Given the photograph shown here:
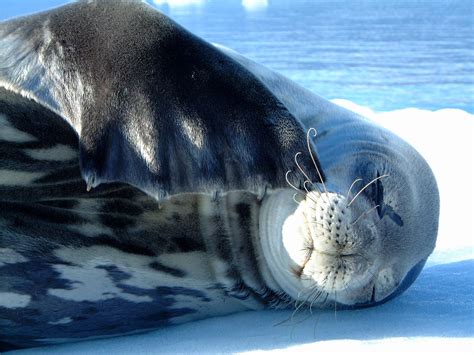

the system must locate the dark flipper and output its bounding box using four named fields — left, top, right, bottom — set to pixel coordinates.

left=0, top=0, right=324, bottom=200
left=0, top=87, right=128, bottom=202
